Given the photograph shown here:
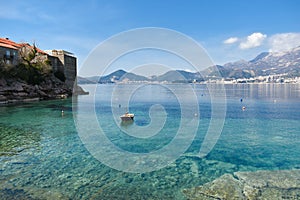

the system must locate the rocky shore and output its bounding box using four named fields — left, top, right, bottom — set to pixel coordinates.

left=182, top=169, right=300, bottom=200
left=0, top=76, right=87, bottom=105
